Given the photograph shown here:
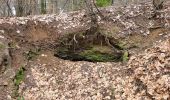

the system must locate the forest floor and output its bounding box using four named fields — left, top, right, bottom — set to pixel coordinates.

left=0, top=1, right=170, bottom=100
